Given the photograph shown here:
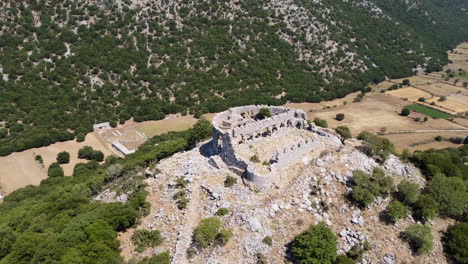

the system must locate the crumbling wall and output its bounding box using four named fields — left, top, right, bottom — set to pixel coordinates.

left=211, top=105, right=340, bottom=188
